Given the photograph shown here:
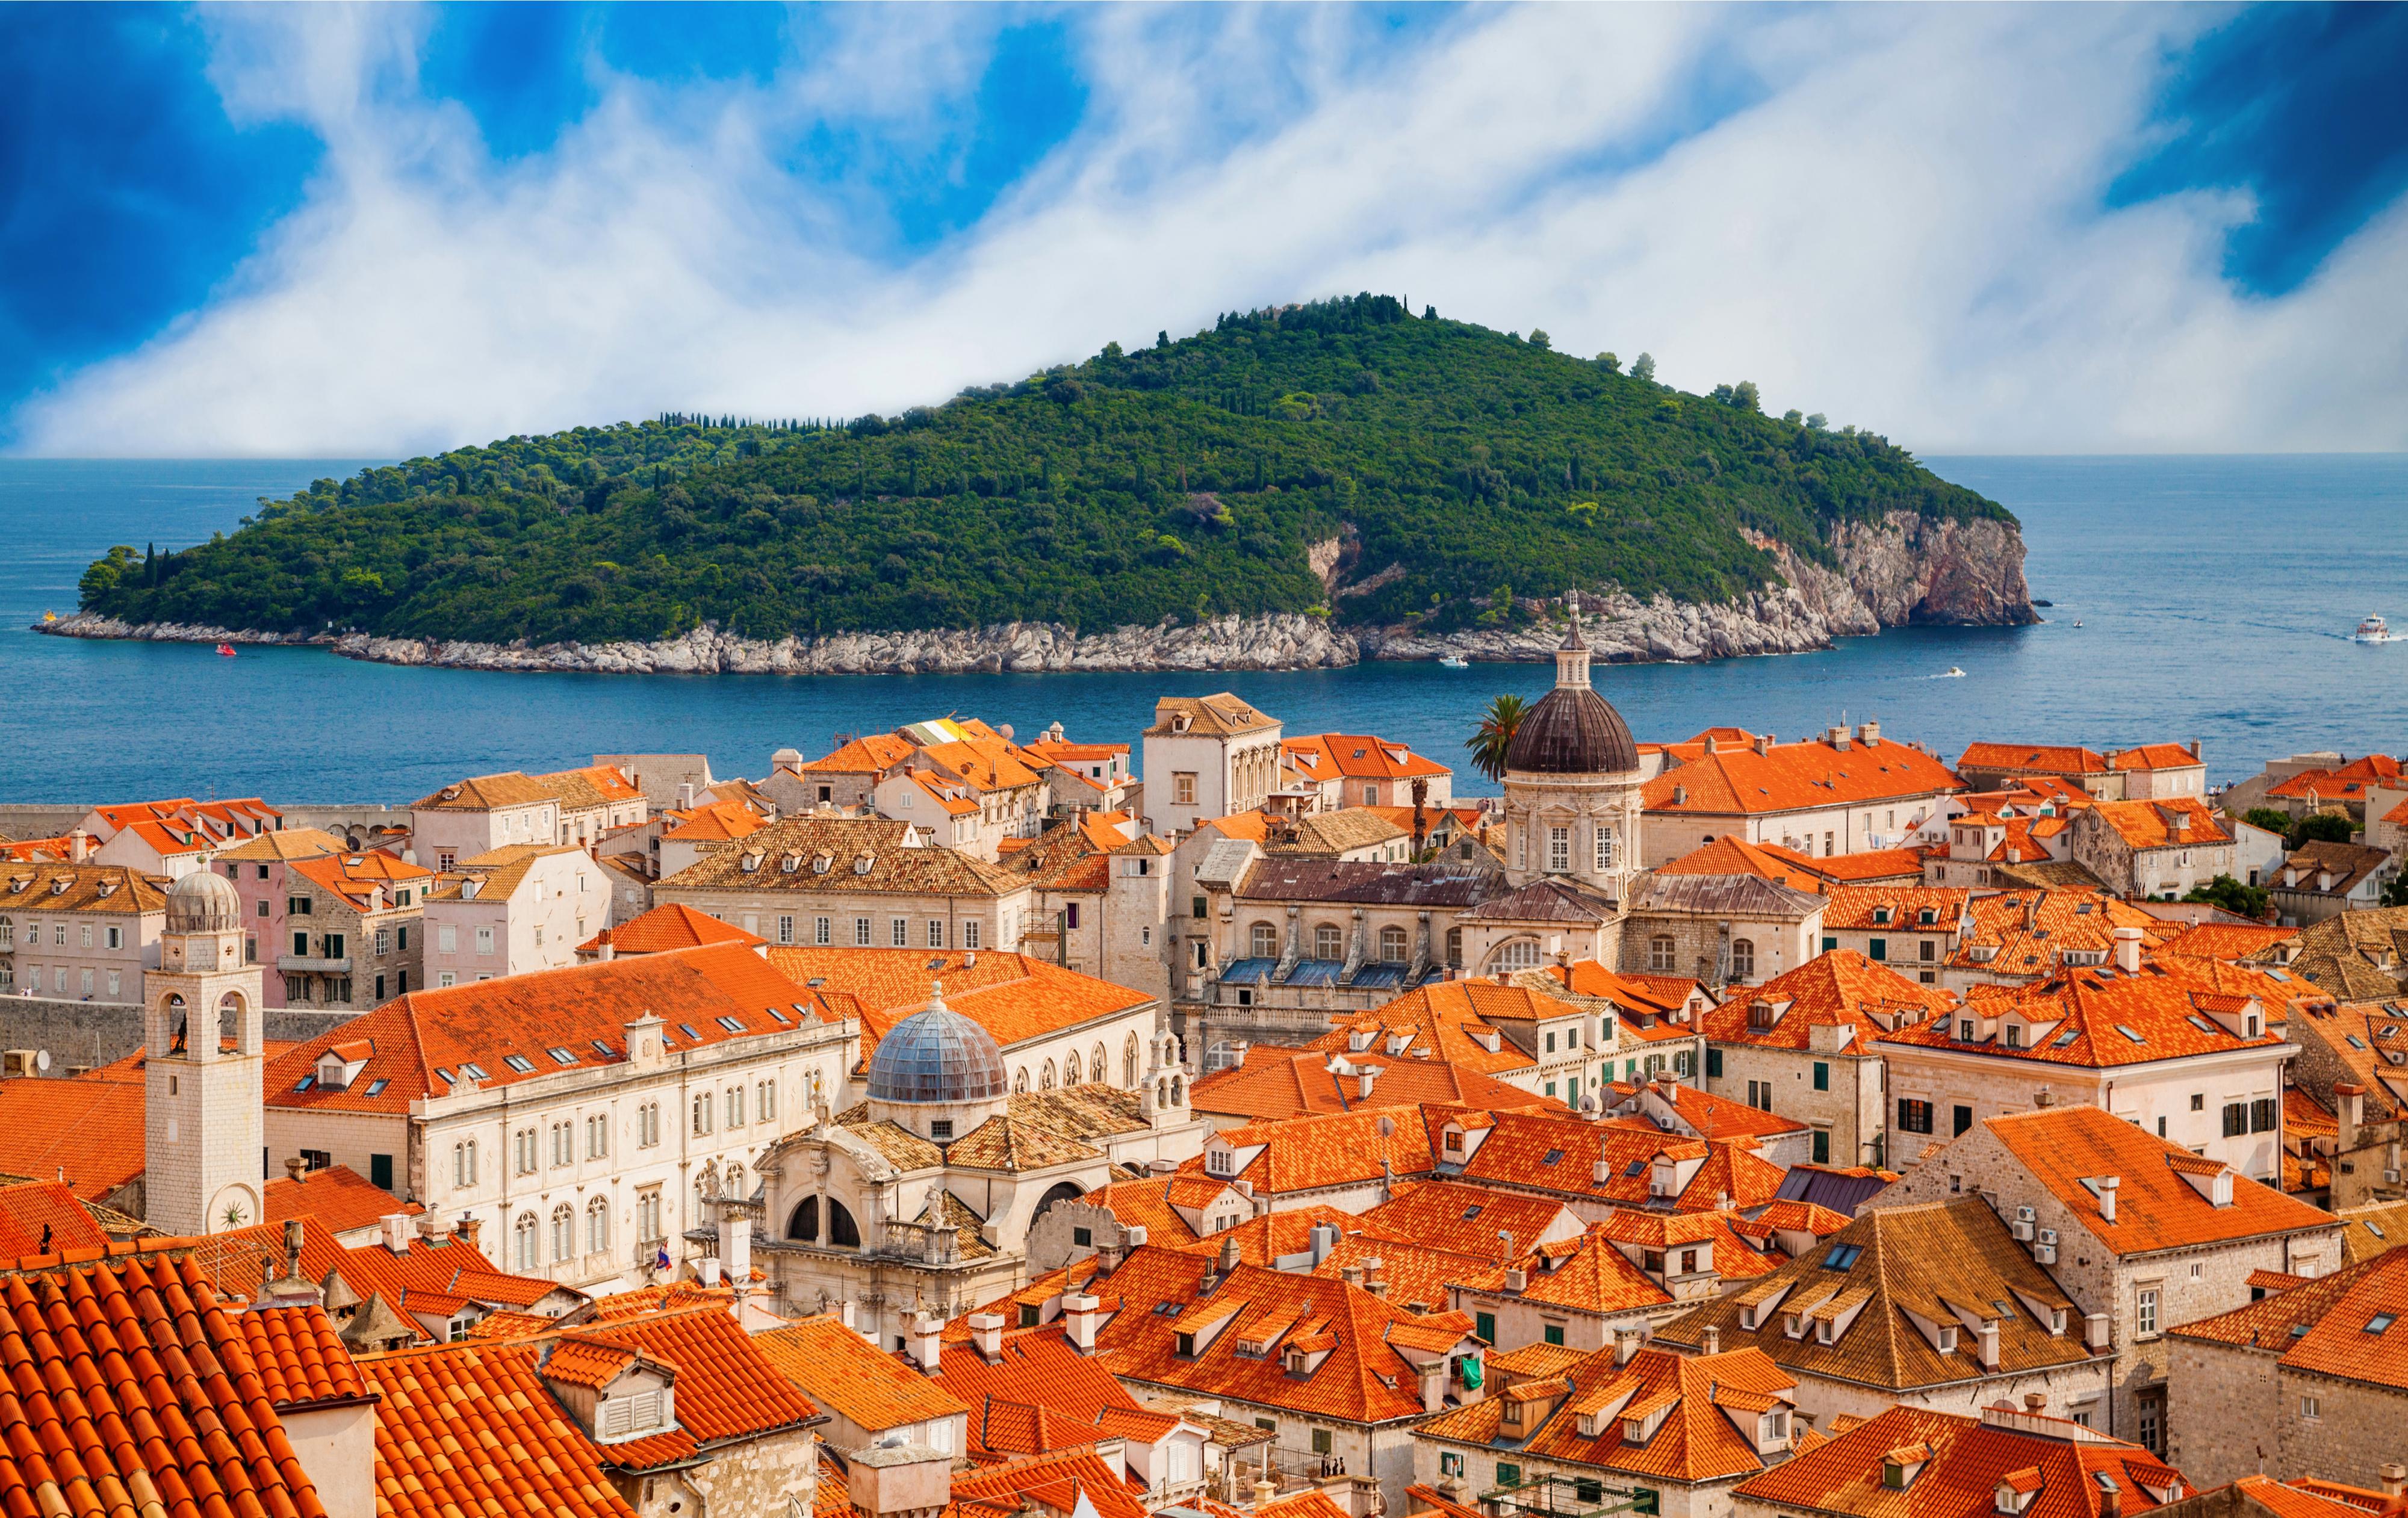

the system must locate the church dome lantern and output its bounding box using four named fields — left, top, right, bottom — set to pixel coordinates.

left=1503, top=595, right=1639, bottom=777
